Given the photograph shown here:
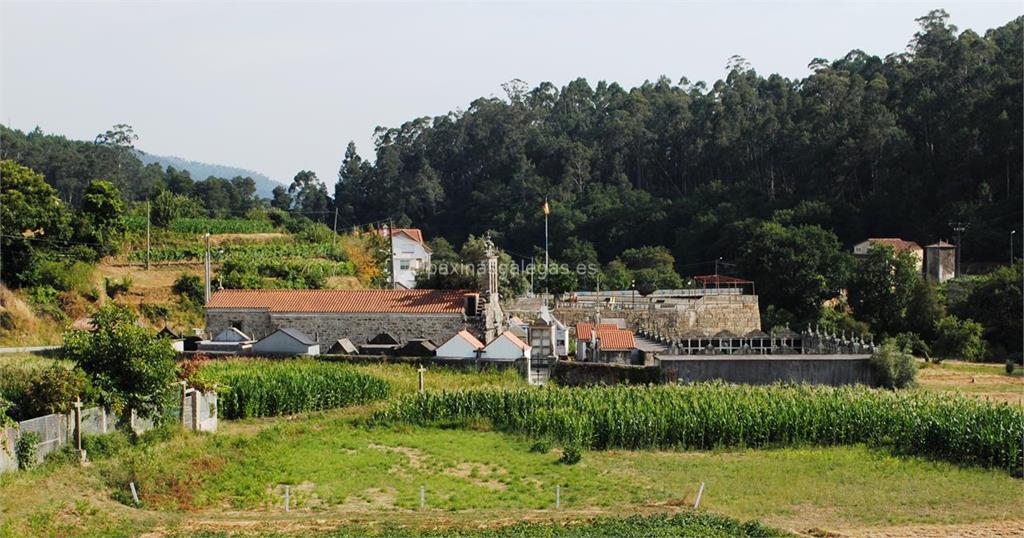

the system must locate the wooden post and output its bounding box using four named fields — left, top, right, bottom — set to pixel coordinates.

left=419, top=485, right=425, bottom=509
left=417, top=366, right=426, bottom=394
left=129, top=482, right=140, bottom=506
left=694, top=482, right=705, bottom=508
left=284, top=485, right=290, bottom=512
left=555, top=485, right=560, bottom=509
